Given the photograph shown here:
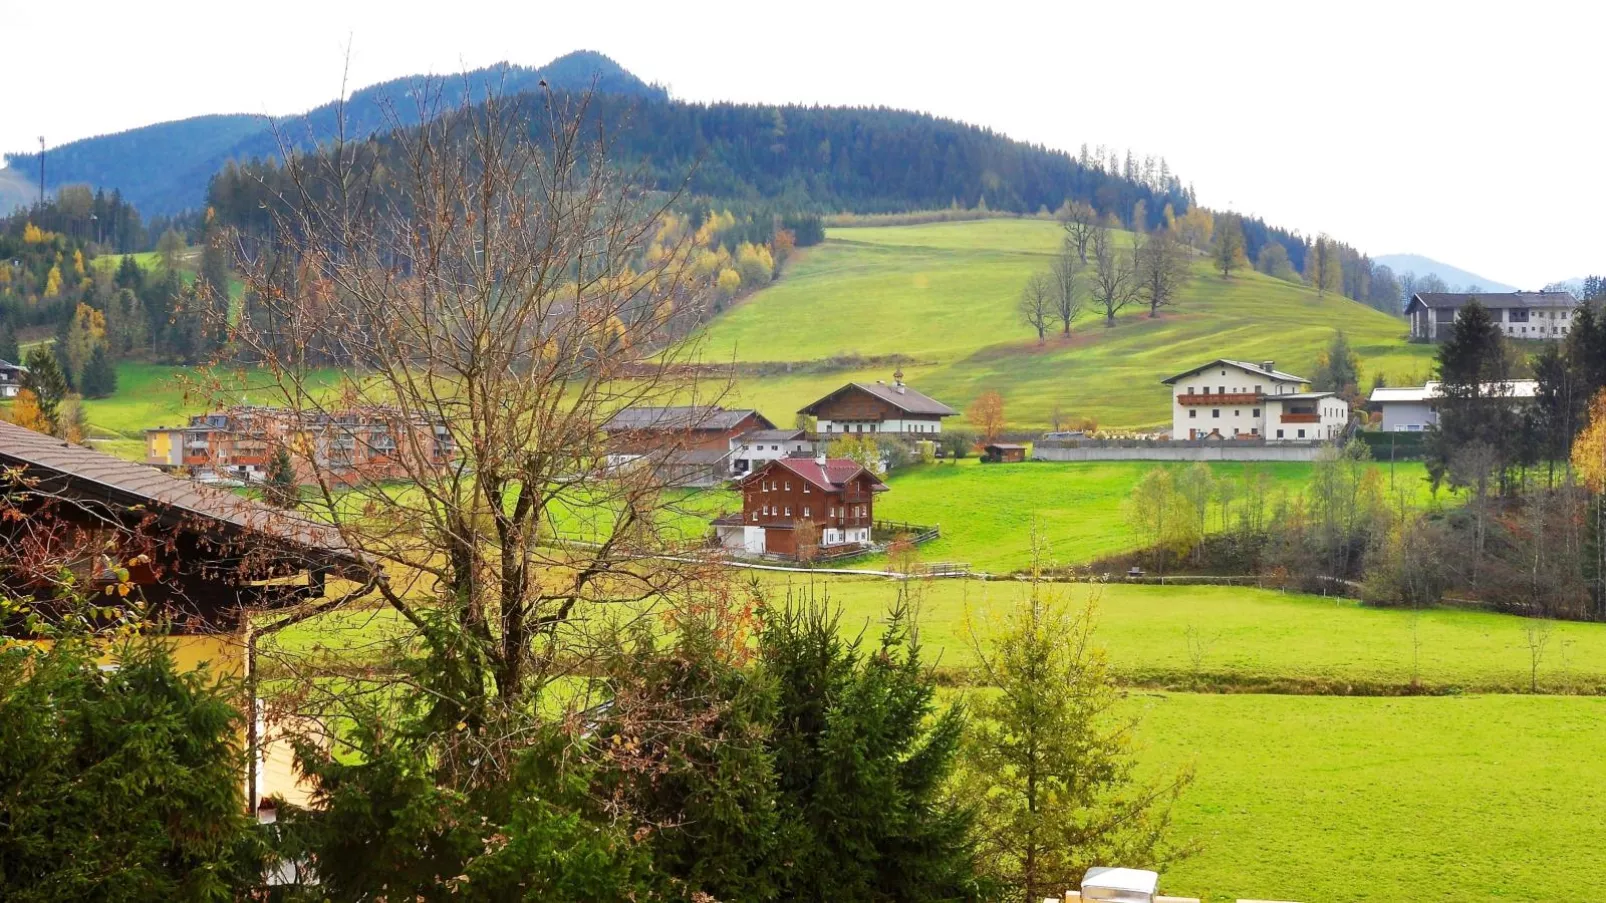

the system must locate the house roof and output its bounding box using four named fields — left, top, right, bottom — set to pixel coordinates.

left=603, top=405, right=773, bottom=433
left=1407, top=291, right=1578, bottom=311
left=1160, top=359, right=1308, bottom=385
left=1369, top=380, right=1540, bottom=403
left=737, top=428, right=808, bottom=444
left=742, top=456, right=888, bottom=494
left=798, top=381, right=956, bottom=417
left=1272, top=391, right=1342, bottom=401
left=0, top=359, right=25, bottom=371
left=0, top=421, right=362, bottom=571
left=985, top=442, right=1028, bottom=450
